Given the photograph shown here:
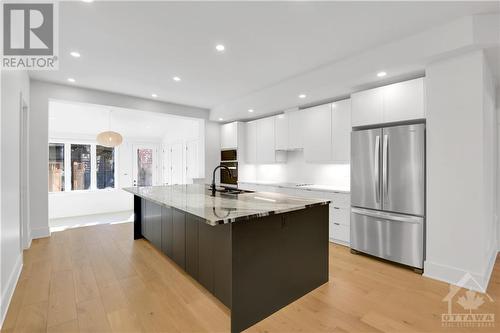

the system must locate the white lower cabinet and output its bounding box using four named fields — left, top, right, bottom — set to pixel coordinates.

left=237, top=183, right=351, bottom=245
